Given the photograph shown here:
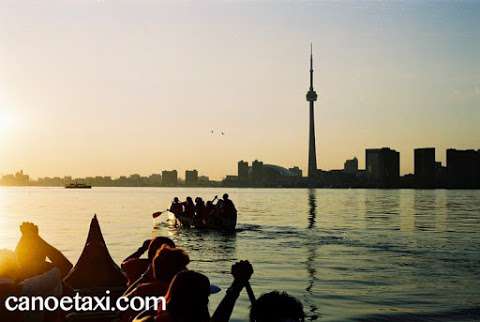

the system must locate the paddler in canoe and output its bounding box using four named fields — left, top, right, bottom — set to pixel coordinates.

left=204, top=194, right=237, bottom=231
left=153, top=194, right=237, bottom=231
left=168, top=196, right=195, bottom=228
